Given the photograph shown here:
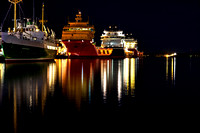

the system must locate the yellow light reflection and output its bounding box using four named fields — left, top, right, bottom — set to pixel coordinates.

left=130, top=58, right=135, bottom=96
left=0, top=63, right=5, bottom=104
left=166, top=57, right=176, bottom=84
left=123, top=58, right=136, bottom=97
left=47, top=63, right=57, bottom=95
left=166, top=57, right=168, bottom=80
left=171, top=57, right=176, bottom=84
left=124, top=58, right=129, bottom=94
